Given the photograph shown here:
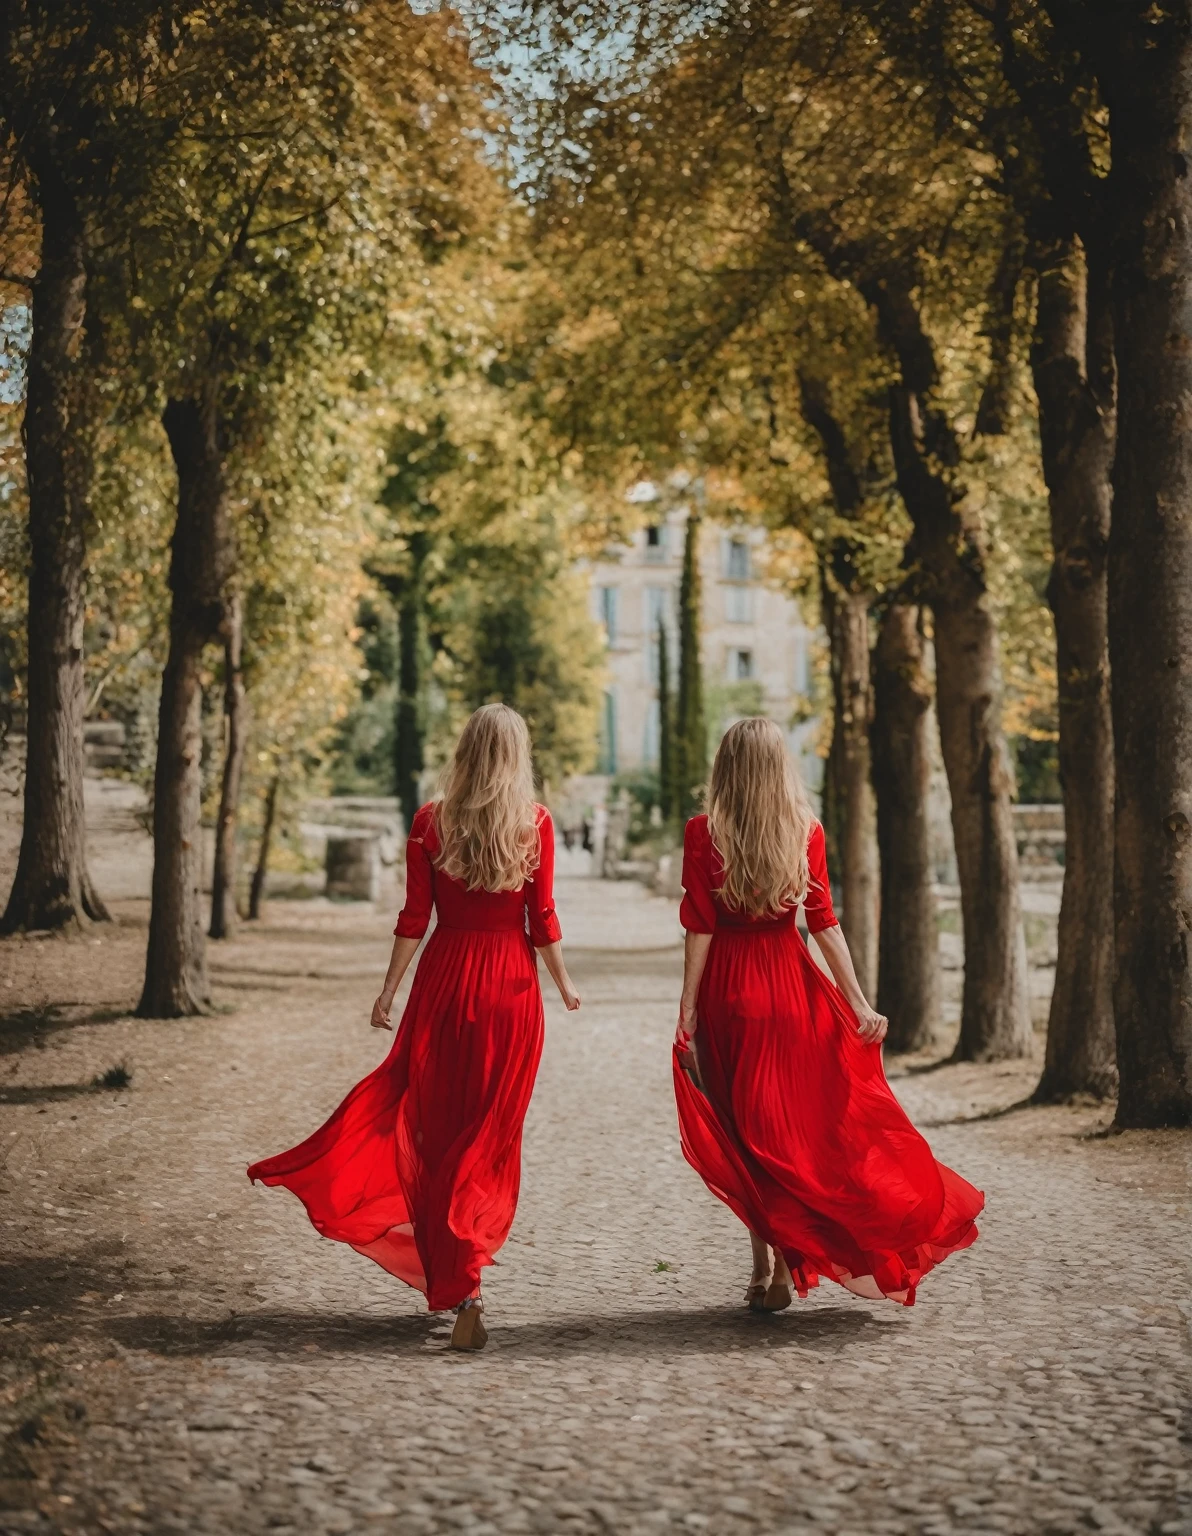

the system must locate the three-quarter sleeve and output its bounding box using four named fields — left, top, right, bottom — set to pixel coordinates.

left=394, top=804, right=435, bottom=939
left=526, top=808, right=563, bottom=947
left=679, top=816, right=718, bottom=934
left=802, top=820, right=840, bottom=934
